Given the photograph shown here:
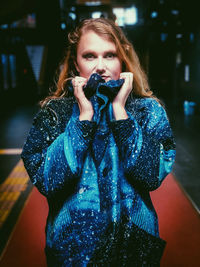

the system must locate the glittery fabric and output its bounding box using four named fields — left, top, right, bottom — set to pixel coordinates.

left=21, top=75, right=176, bottom=266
